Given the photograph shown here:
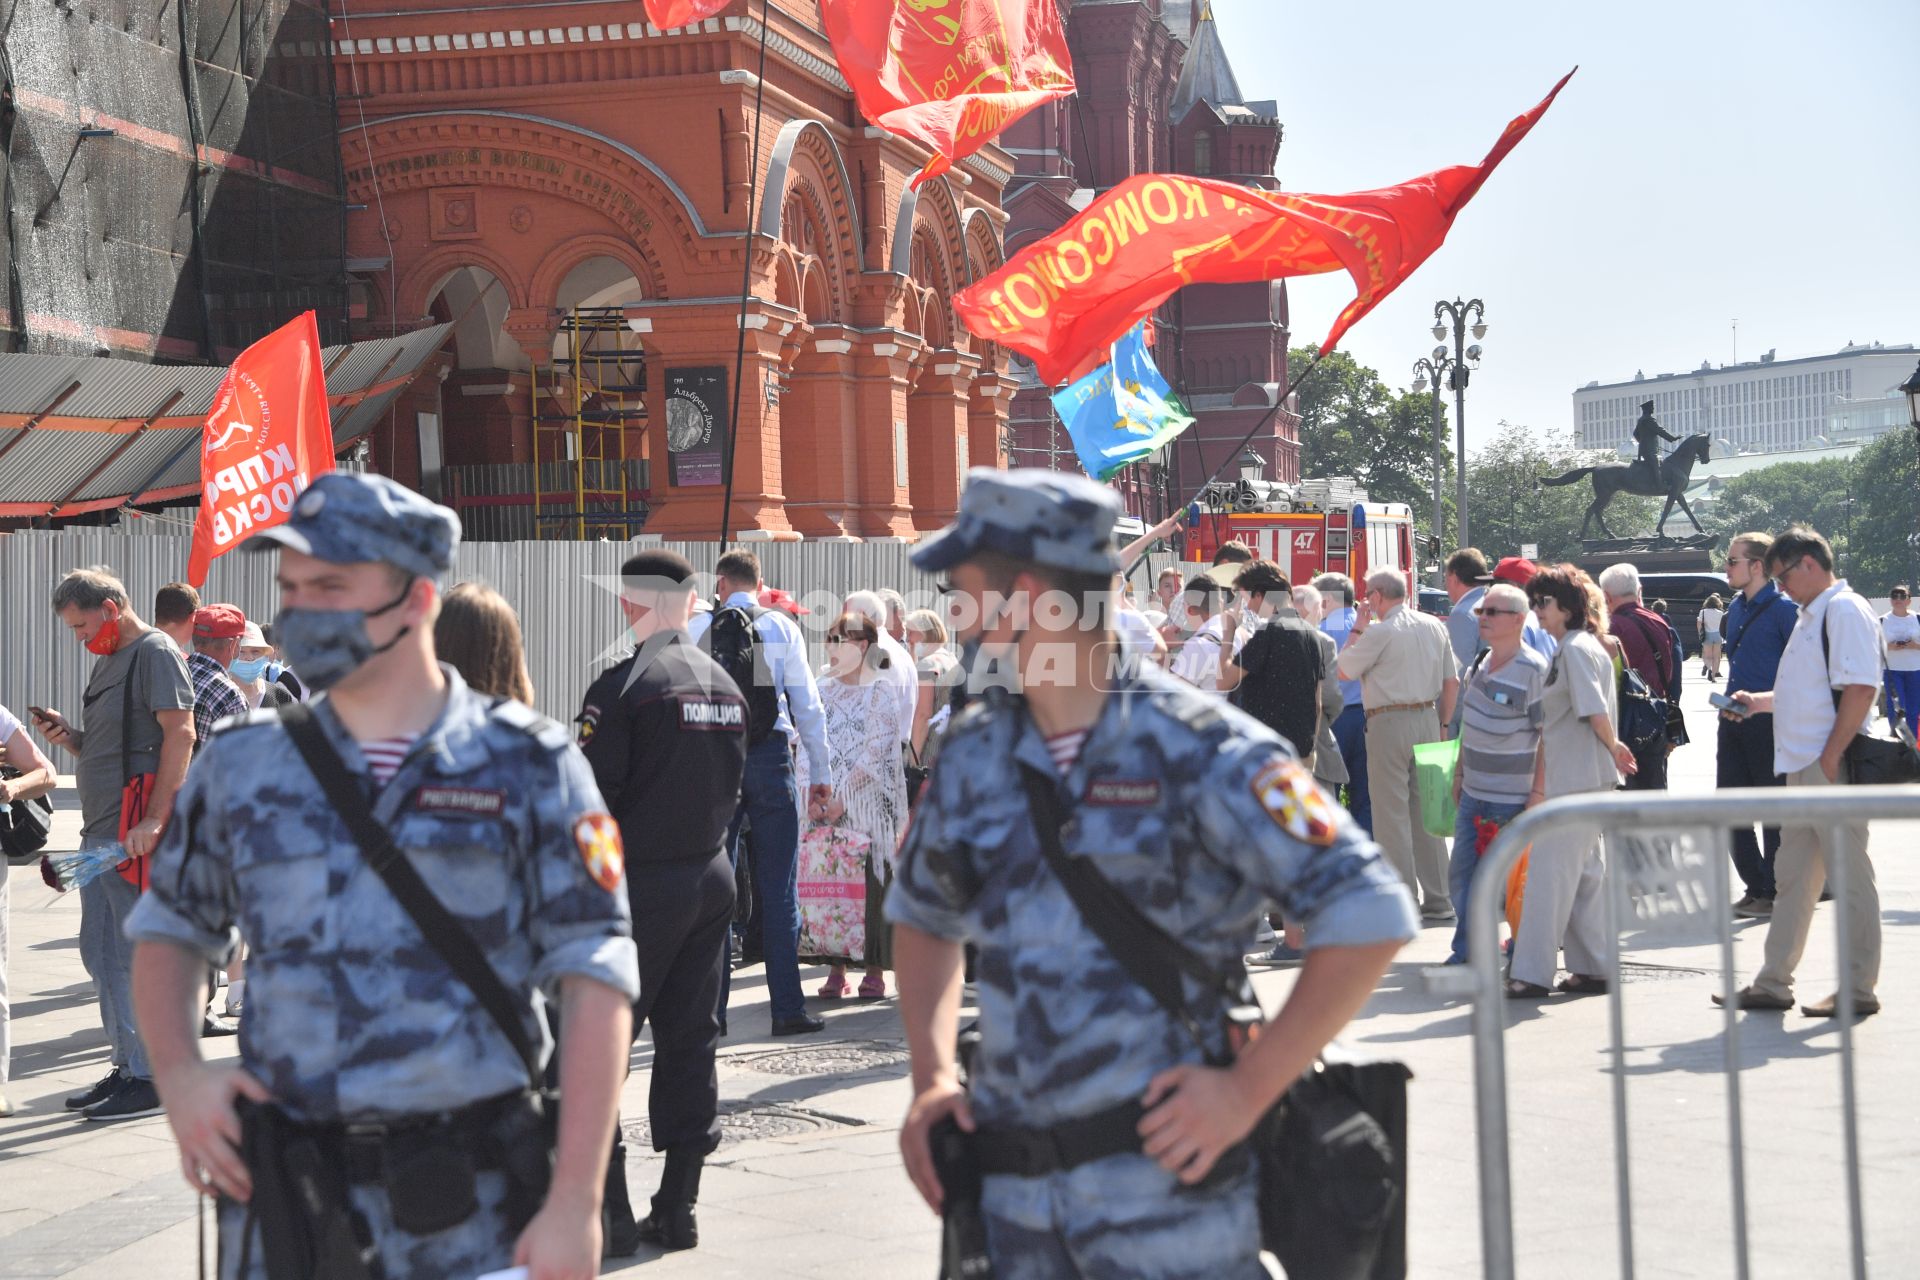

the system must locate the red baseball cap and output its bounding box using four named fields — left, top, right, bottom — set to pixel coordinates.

left=758, top=587, right=810, bottom=616
left=192, top=603, right=246, bottom=640
left=1475, top=556, right=1538, bottom=588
